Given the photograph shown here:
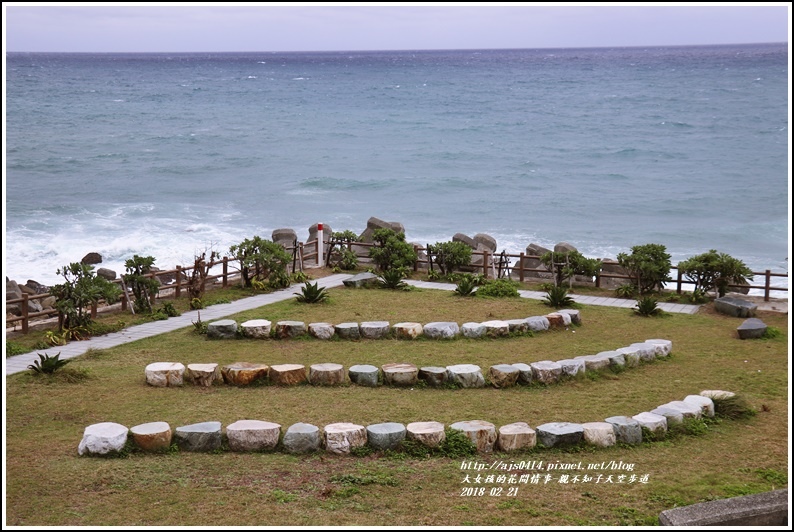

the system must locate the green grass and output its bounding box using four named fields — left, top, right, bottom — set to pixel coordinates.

left=4, top=285, right=789, bottom=526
